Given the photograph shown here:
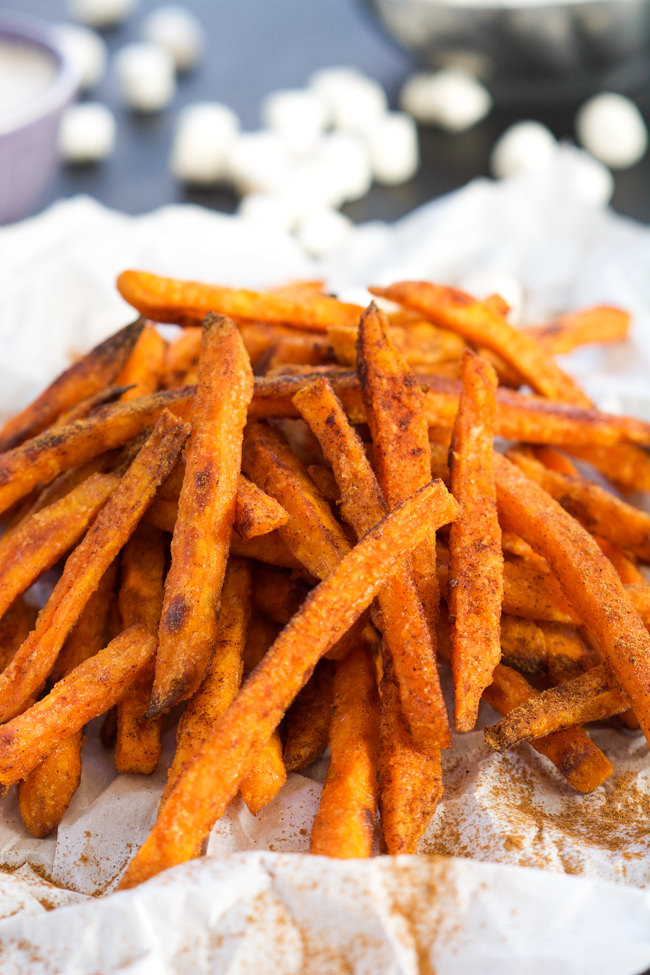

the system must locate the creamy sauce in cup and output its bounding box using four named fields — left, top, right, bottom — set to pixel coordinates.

left=0, top=38, right=58, bottom=116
